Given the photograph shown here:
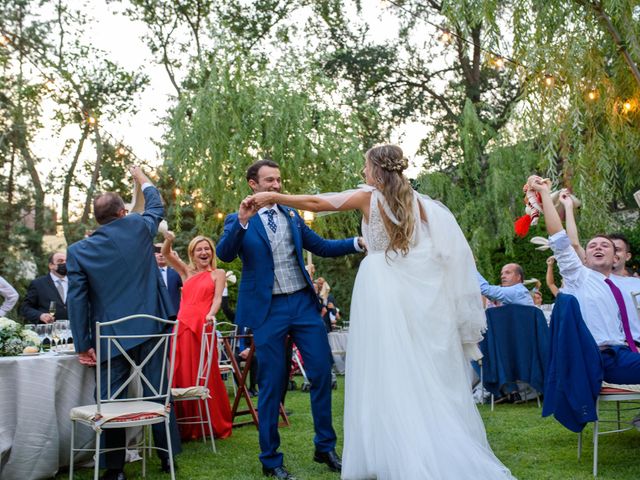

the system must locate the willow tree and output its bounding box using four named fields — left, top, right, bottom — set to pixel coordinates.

left=459, top=0, right=640, bottom=238
left=164, top=55, right=366, bottom=240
